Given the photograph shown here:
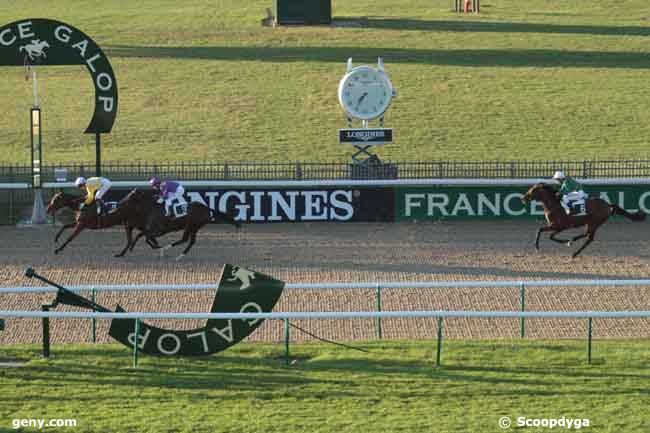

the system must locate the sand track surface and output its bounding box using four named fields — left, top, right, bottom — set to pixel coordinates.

left=1, top=220, right=649, bottom=345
